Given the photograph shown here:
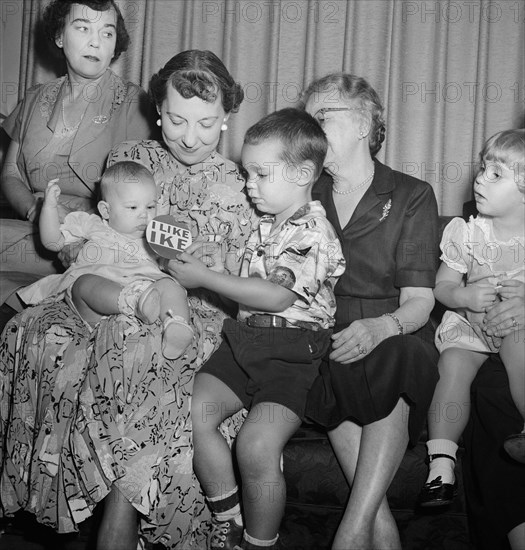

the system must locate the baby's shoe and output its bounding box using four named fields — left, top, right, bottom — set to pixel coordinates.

left=118, top=280, right=160, bottom=324
left=503, top=433, right=525, bottom=464
left=162, top=309, right=194, bottom=359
